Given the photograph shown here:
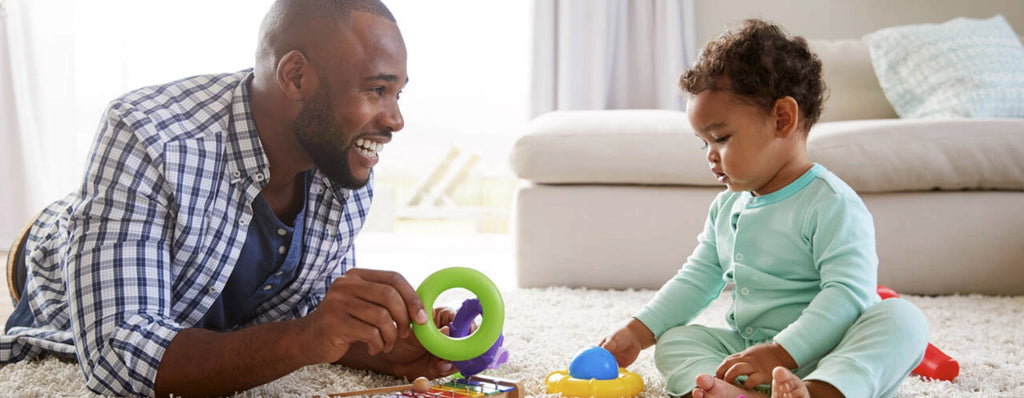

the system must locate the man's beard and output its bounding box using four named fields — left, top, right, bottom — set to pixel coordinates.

left=292, top=86, right=369, bottom=190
